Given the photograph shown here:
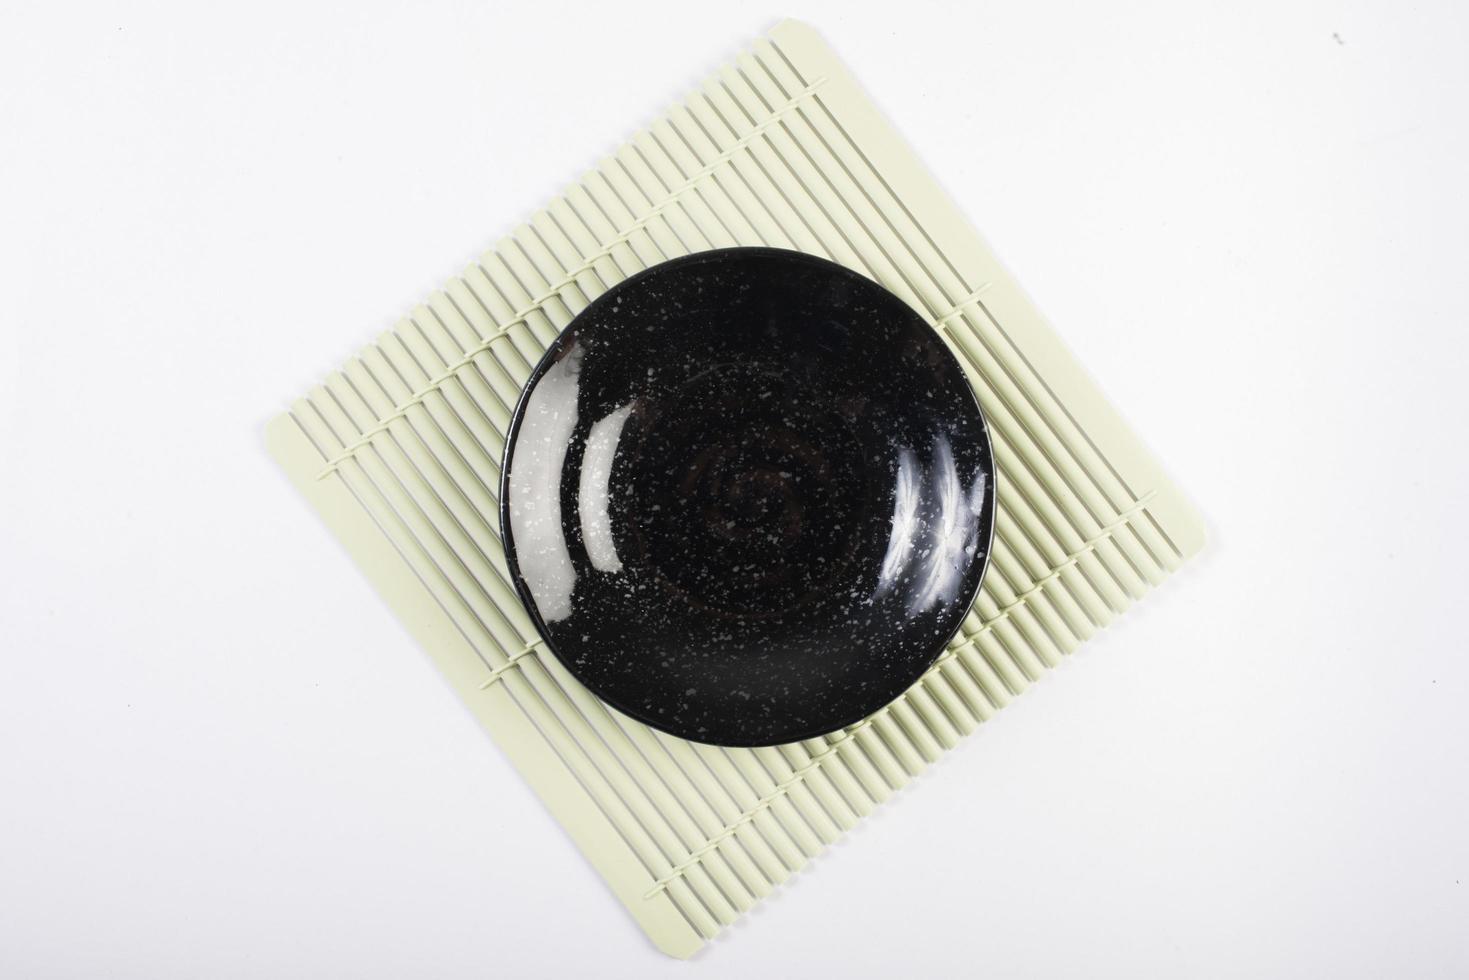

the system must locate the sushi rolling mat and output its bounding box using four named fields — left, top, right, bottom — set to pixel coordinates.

left=266, top=19, right=1205, bottom=958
